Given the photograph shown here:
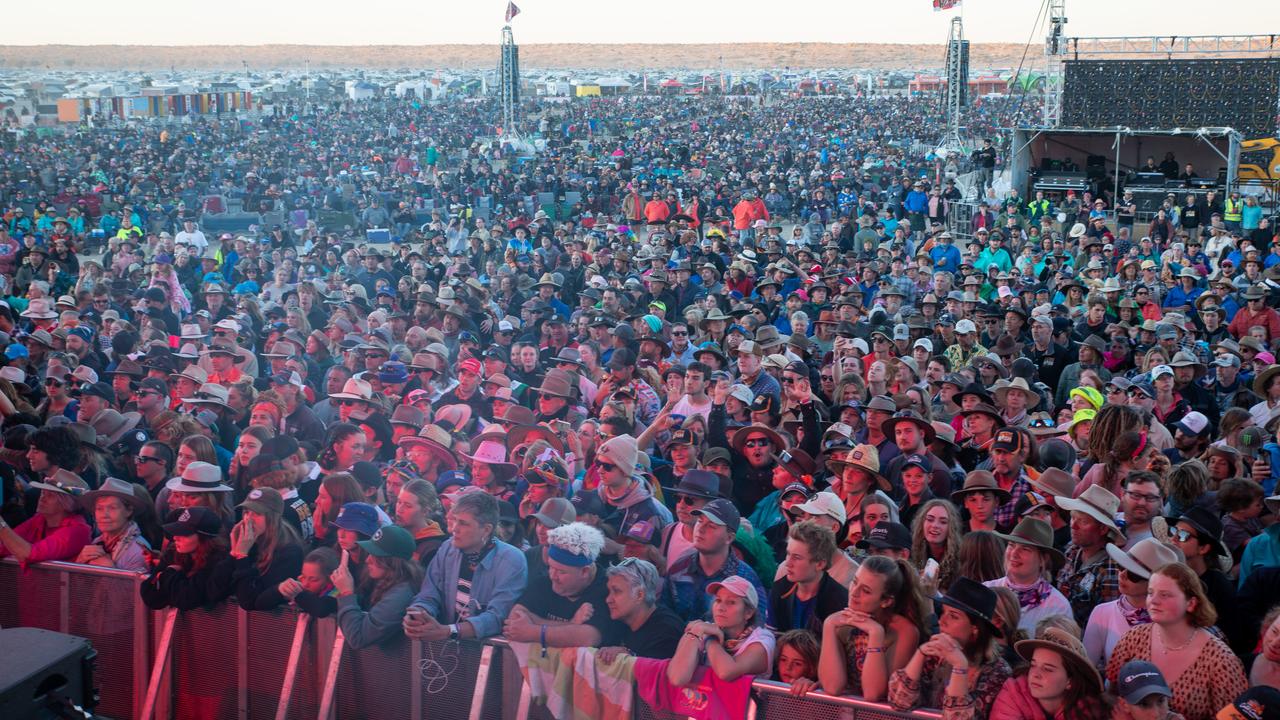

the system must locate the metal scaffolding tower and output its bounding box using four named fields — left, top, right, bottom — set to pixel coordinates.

left=1043, top=0, right=1069, bottom=127
left=944, top=17, right=969, bottom=149
left=499, top=25, right=520, bottom=138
